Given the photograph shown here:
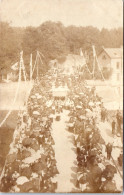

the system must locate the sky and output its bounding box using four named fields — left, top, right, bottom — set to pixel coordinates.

left=0, top=0, right=123, bottom=29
